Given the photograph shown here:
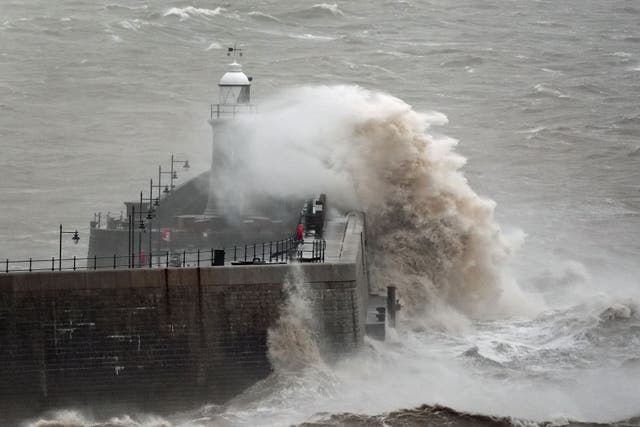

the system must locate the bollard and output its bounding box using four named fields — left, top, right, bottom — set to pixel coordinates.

left=387, top=286, right=397, bottom=328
